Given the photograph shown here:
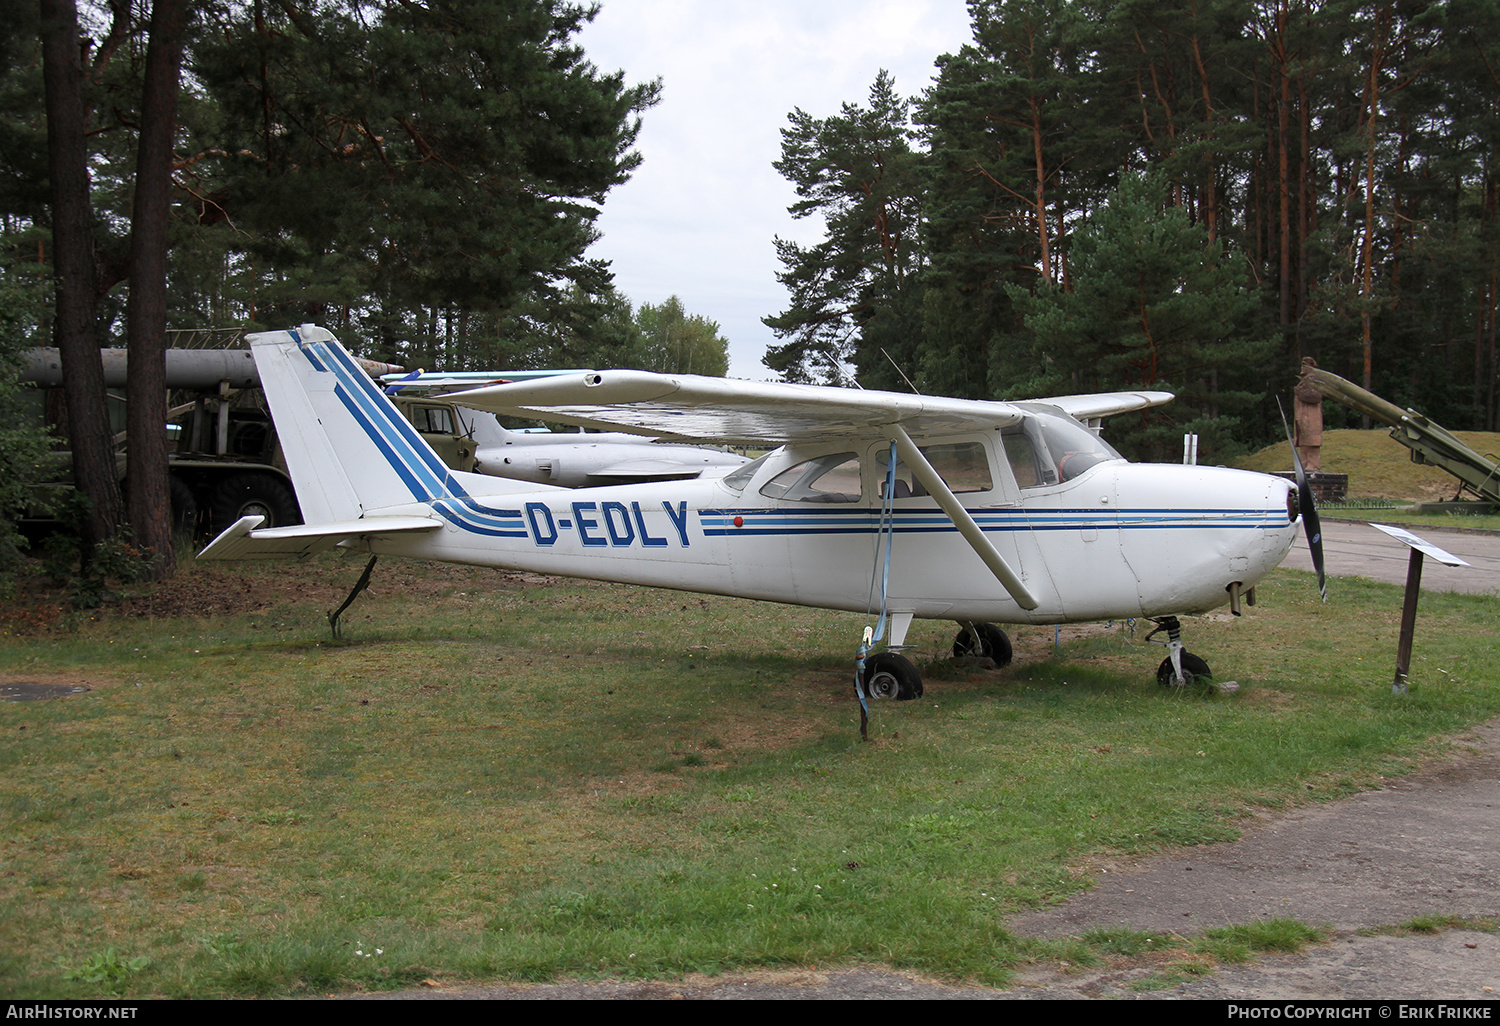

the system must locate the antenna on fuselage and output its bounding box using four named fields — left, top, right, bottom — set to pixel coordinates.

left=881, top=348, right=921, bottom=395
left=820, top=349, right=860, bottom=389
